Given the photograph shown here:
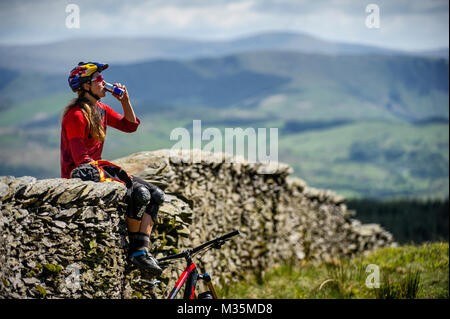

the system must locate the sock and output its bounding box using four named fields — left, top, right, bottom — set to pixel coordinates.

left=129, top=232, right=150, bottom=254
